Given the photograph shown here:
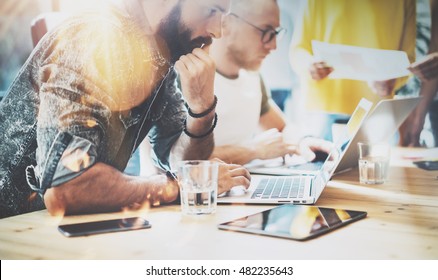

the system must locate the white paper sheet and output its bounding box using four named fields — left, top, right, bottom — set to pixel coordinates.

left=312, top=40, right=411, bottom=81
